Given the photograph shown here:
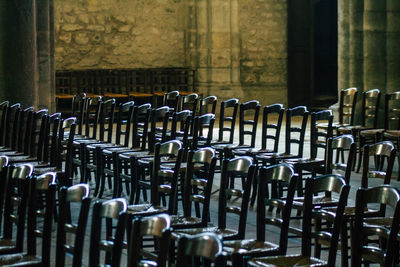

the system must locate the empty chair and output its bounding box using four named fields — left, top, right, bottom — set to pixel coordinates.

left=247, top=175, right=350, bottom=267
left=56, top=184, right=91, bottom=267
left=351, top=185, right=400, bottom=267
left=199, top=95, right=217, bottom=116
left=89, top=198, right=128, bottom=267
left=128, top=213, right=171, bottom=267
left=180, top=93, right=198, bottom=114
